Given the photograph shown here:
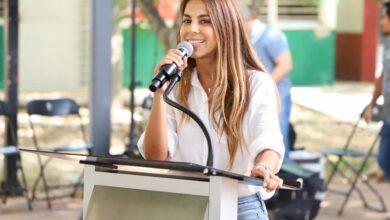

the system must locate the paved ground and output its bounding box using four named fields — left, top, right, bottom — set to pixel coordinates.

left=0, top=198, right=82, bottom=220
left=1, top=182, right=389, bottom=219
